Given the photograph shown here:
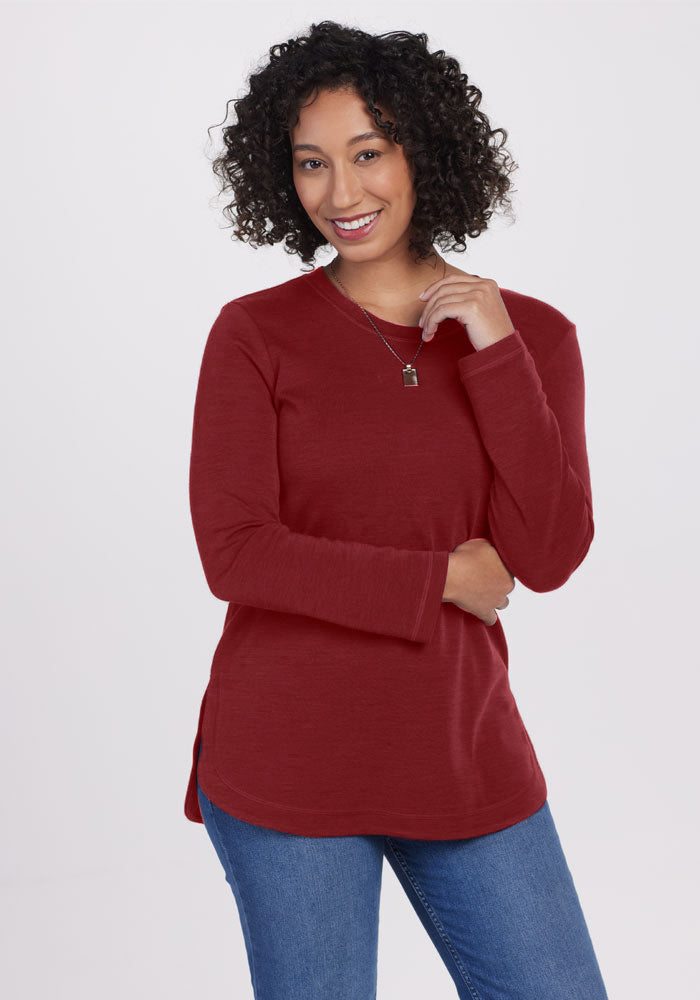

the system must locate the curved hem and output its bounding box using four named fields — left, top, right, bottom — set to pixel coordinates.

left=194, top=762, right=548, bottom=840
